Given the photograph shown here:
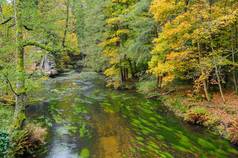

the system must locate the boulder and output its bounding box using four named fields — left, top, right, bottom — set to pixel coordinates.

left=39, top=54, right=58, bottom=77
